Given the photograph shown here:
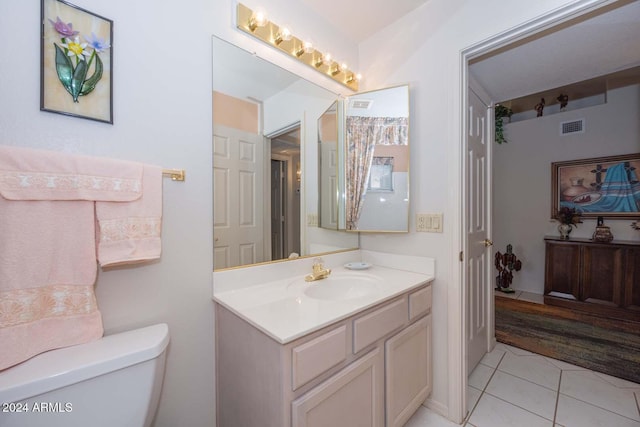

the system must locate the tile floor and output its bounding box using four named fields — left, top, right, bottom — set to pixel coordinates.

left=405, top=343, right=640, bottom=427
